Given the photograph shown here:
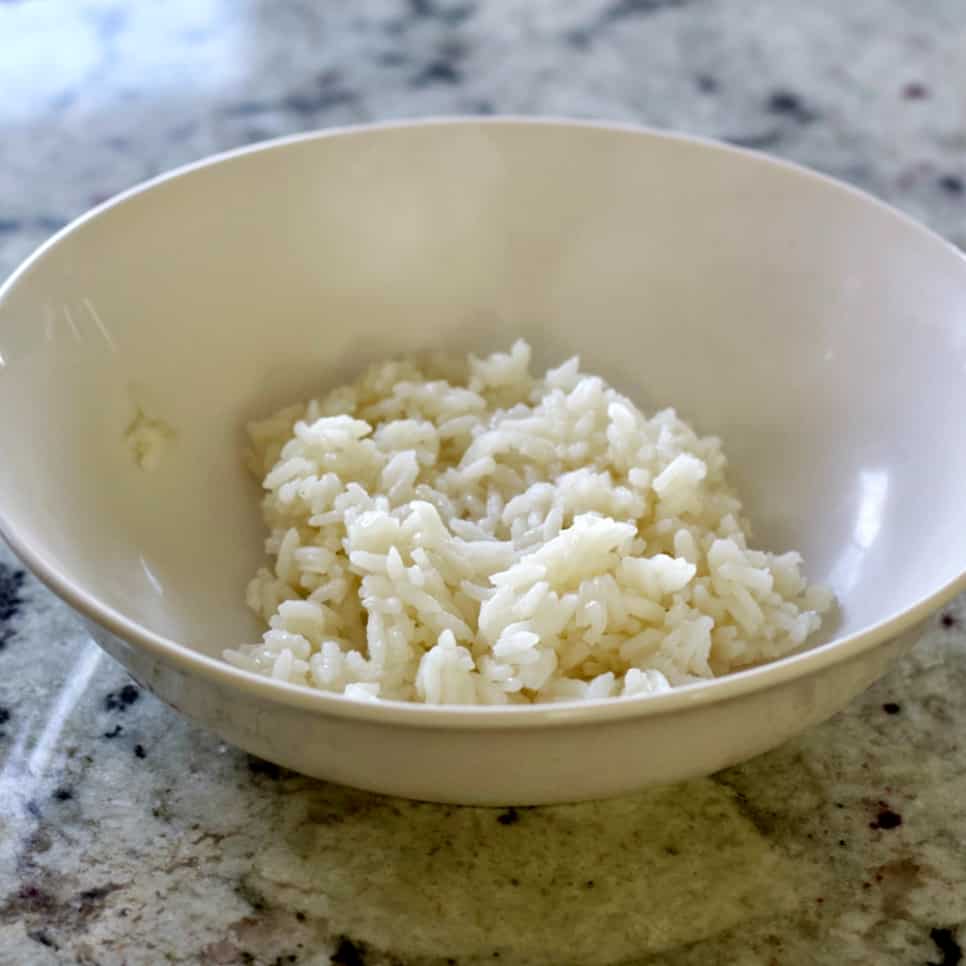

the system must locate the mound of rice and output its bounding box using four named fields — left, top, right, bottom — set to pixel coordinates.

left=224, top=340, right=833, bottom=705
